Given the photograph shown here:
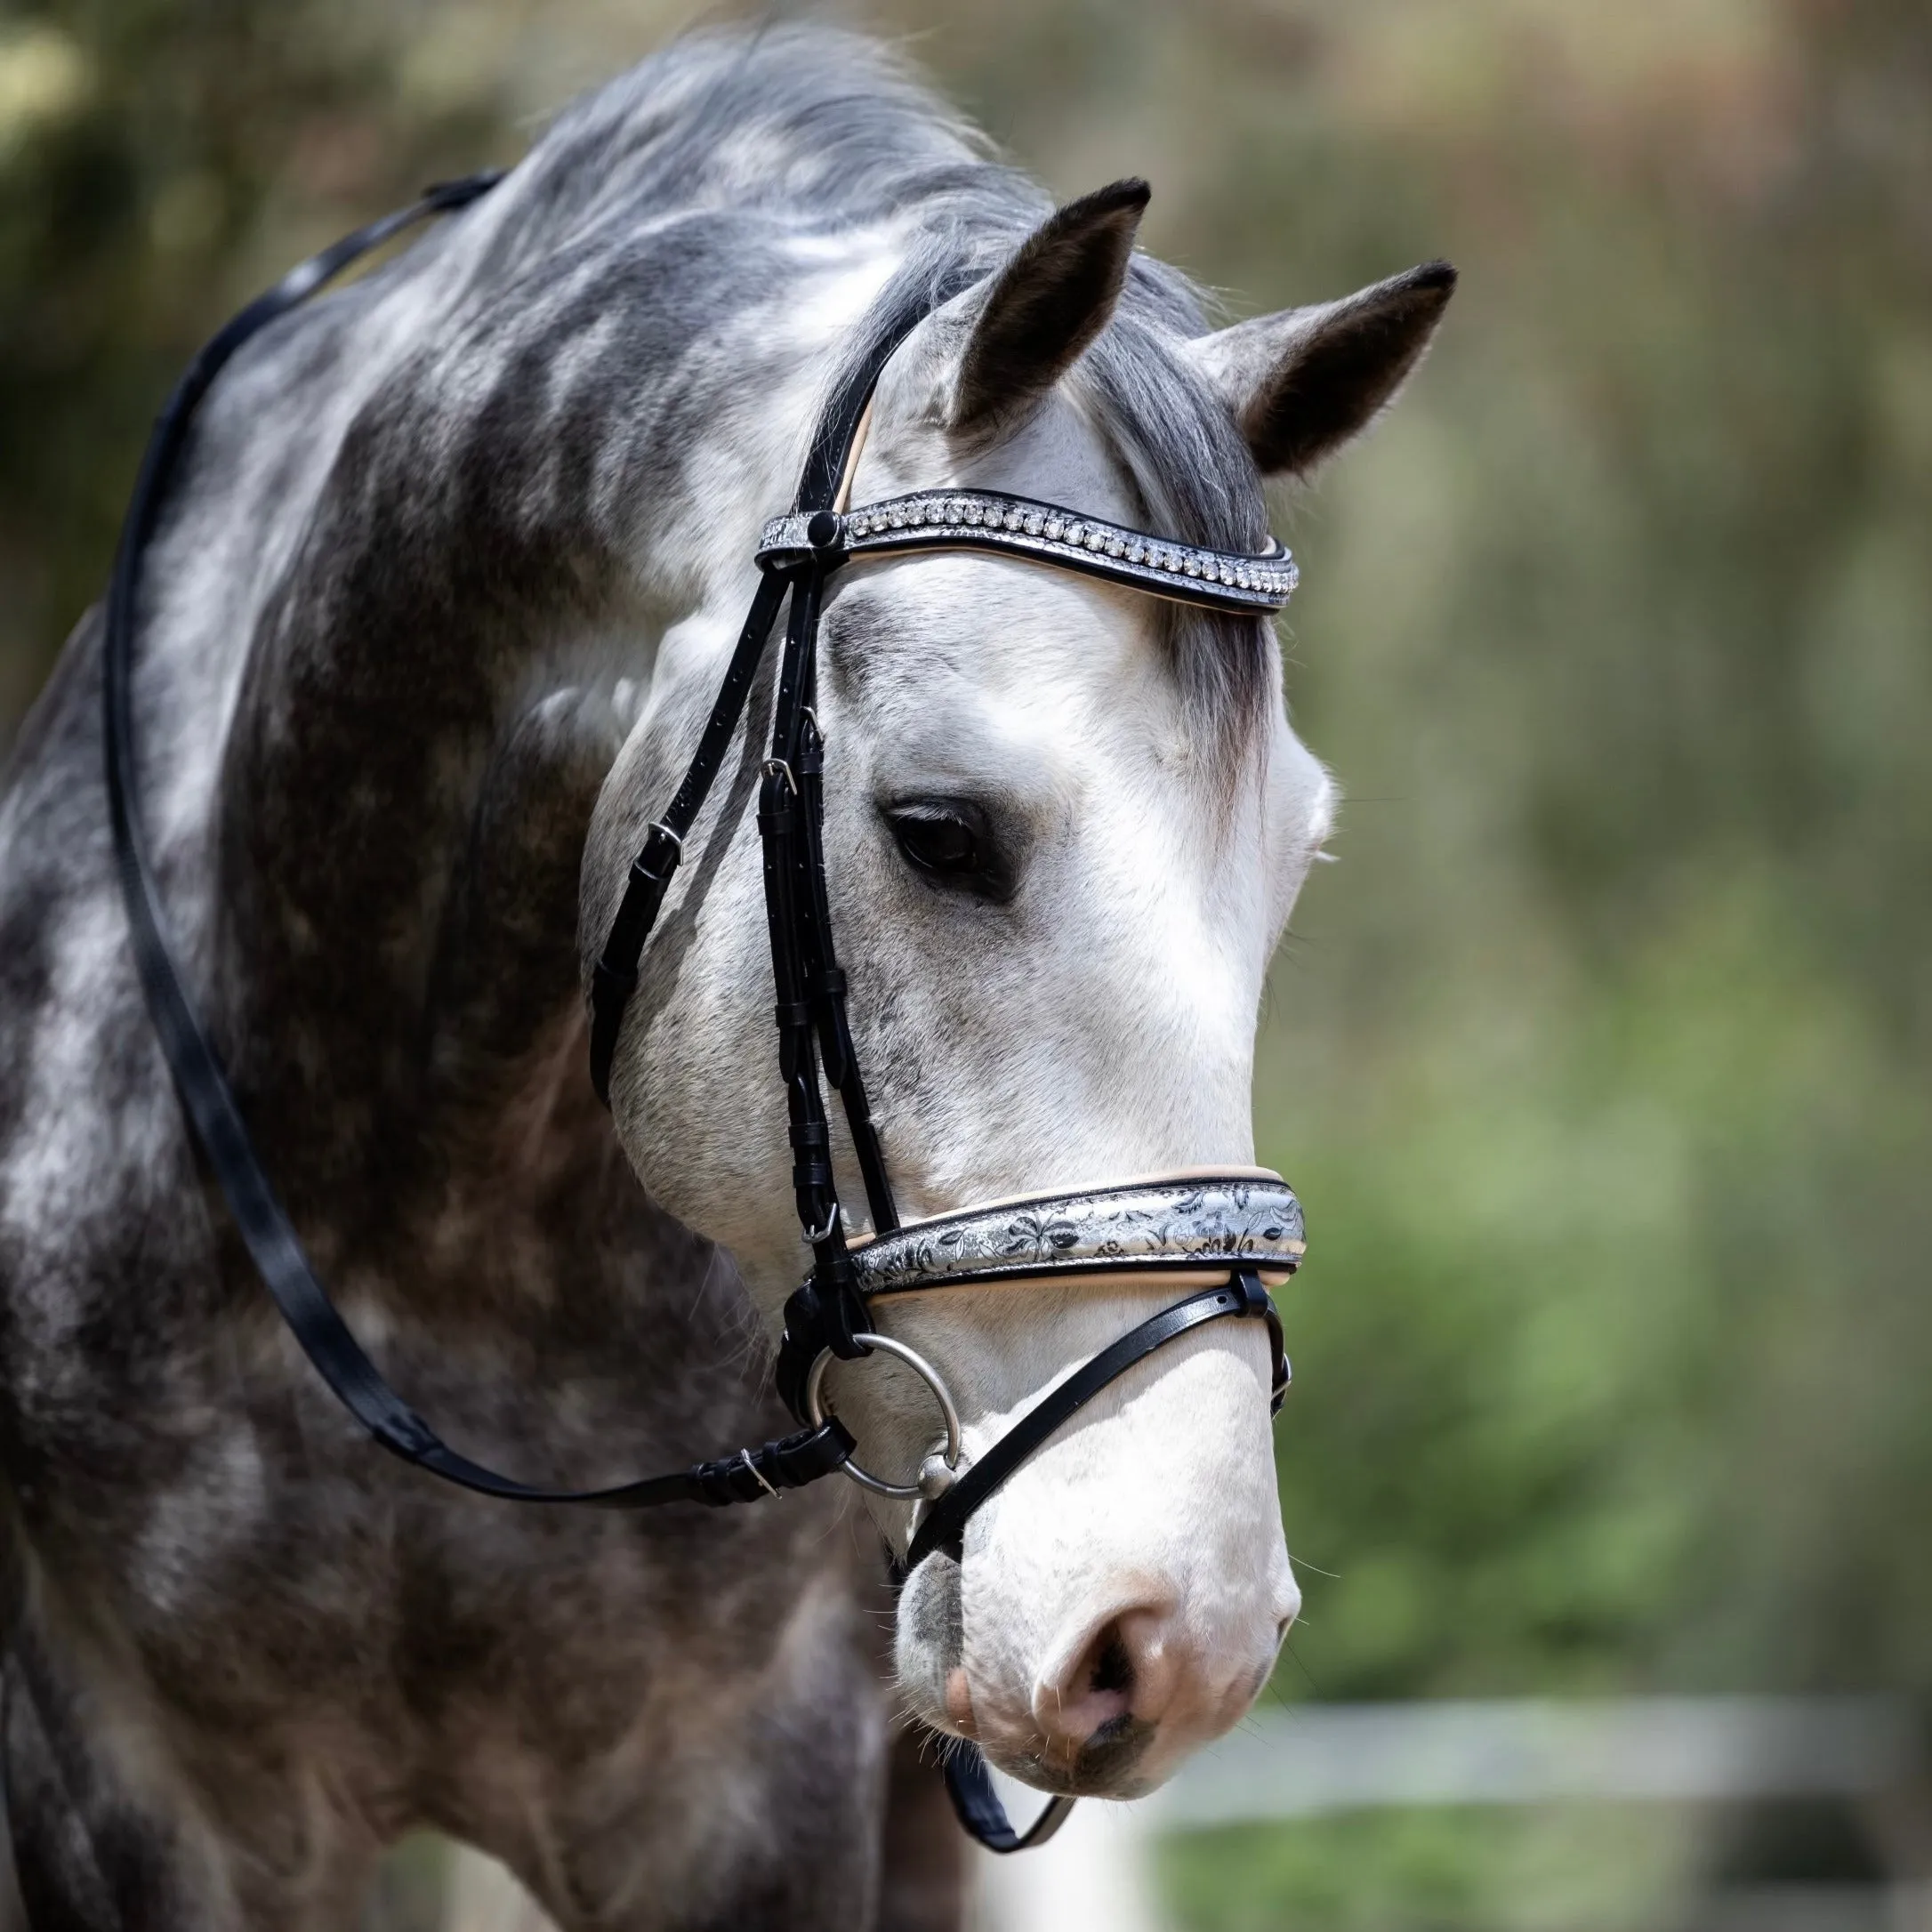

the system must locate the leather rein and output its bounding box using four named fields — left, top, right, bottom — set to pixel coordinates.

left=102, top=173, right=1303, bottom=1852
